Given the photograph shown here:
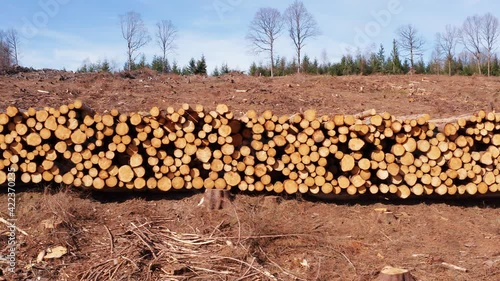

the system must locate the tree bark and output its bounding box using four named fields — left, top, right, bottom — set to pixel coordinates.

left=297, top=47, right=301, bottom=73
